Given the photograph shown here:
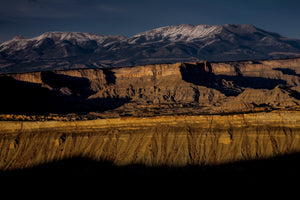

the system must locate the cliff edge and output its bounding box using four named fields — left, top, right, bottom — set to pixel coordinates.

left=1, top=111, right=300, bottom=170
left=0, top=58, right=300, bottom=174
left=0, top=58, right=300, bottom=119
